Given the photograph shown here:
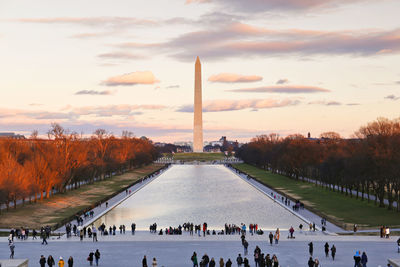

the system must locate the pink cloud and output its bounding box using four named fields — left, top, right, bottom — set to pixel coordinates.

left=177, top=98, right=299, bottom=112
left=208, top=73, right=262, bottom=83
left=103, top=71, right=159, bottom=86
left=229, top=85, right=330, bottom=93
